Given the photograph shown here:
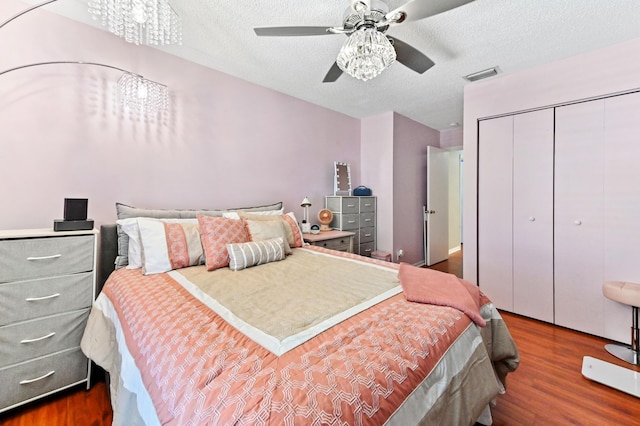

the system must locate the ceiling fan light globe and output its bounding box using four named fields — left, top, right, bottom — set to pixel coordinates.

left=337, top=28, right=396, bottom=81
